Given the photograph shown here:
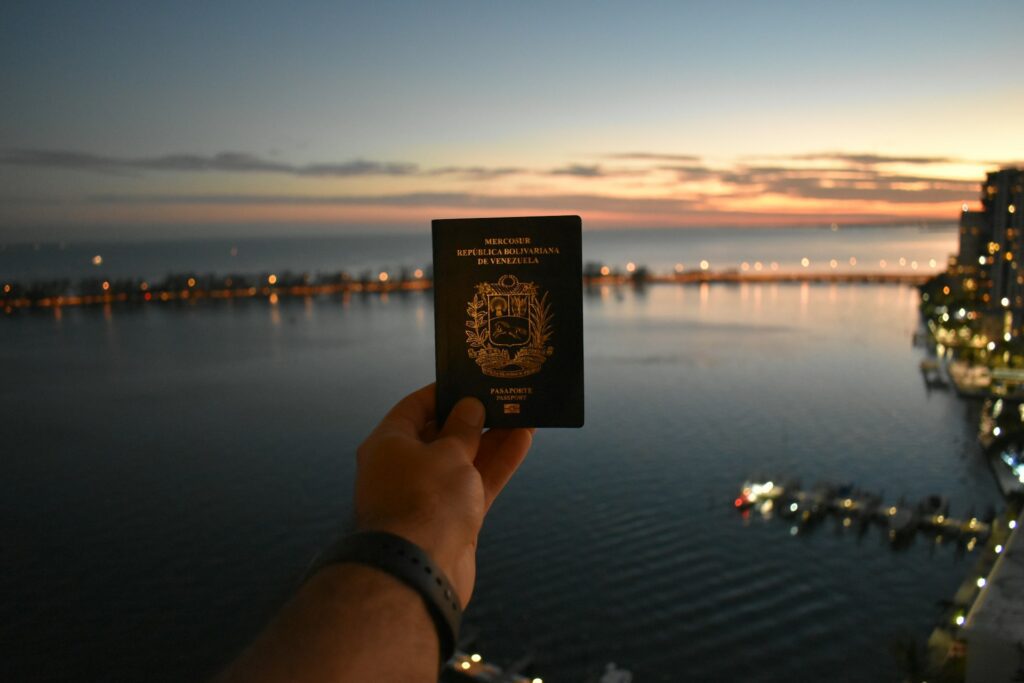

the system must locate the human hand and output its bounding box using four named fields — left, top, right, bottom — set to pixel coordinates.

left=354, top=384, right=534, bottom=607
